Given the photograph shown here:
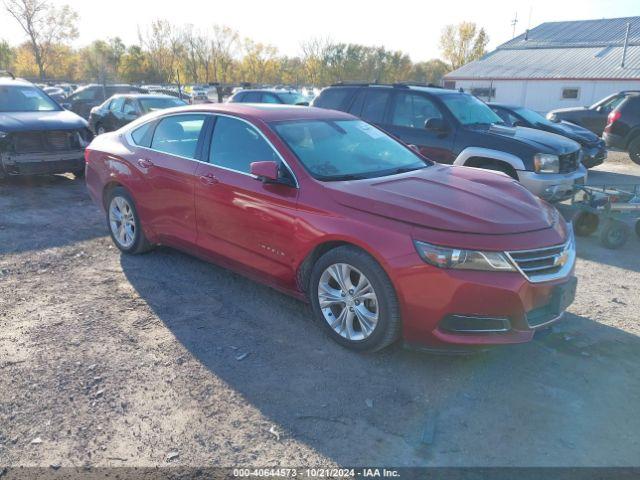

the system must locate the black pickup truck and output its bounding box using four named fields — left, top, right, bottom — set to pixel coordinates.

left=313, top=83, right=586, bottom=201
left=0, top=74, right=93, bottom=179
